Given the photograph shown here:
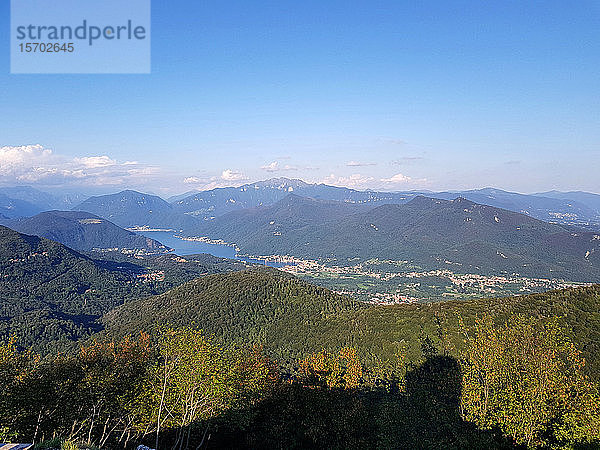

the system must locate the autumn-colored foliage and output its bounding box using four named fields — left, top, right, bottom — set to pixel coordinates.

left=300, top=347, right=362, bottom=389
left=1, top=316, right=599, bottom=449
